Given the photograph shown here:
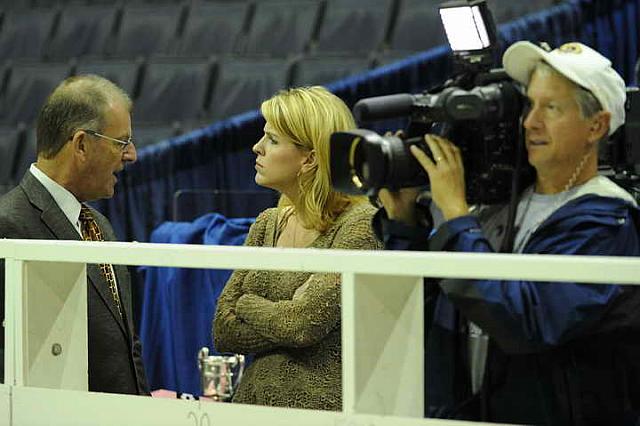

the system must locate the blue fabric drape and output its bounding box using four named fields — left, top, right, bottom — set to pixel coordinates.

left=139, top=213, right=253, bottom=394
